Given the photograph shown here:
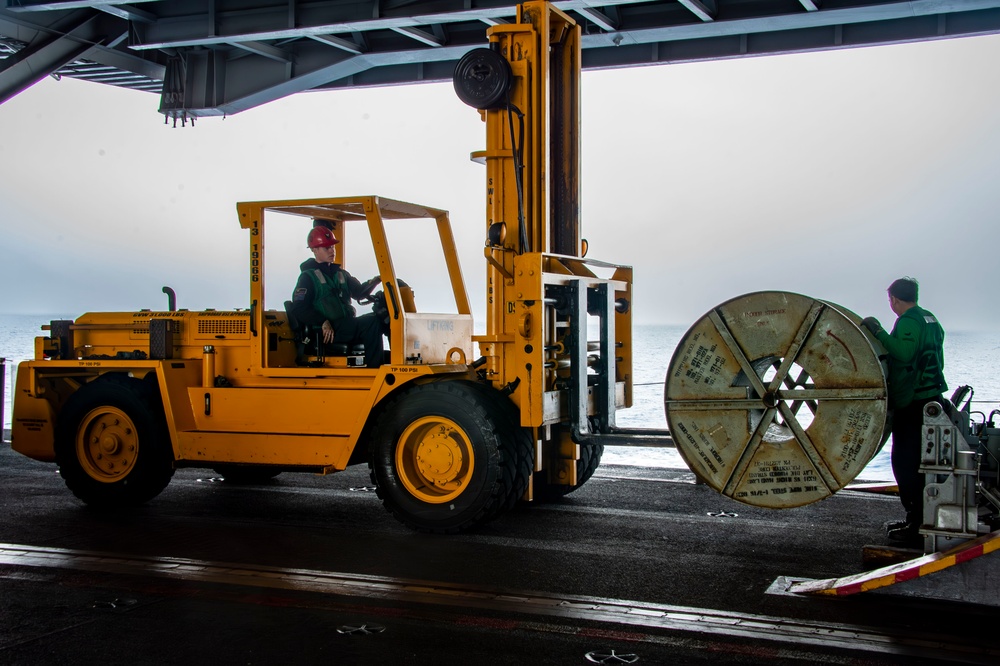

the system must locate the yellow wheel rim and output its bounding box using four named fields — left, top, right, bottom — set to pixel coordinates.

left=75, top=406, right=139, bottom=483
left=395, top=416, right=475, bottom=504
